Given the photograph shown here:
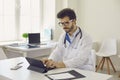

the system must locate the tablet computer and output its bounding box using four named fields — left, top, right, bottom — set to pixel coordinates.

left=25, top=57, right=54, bottom=73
